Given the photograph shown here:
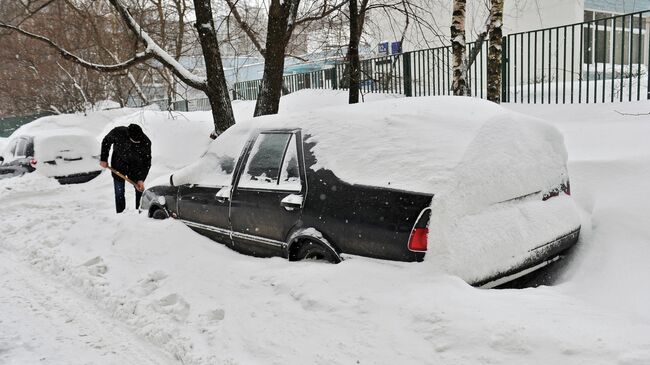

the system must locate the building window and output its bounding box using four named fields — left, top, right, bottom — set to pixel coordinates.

left=583, top=10, right=647, bottom=66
